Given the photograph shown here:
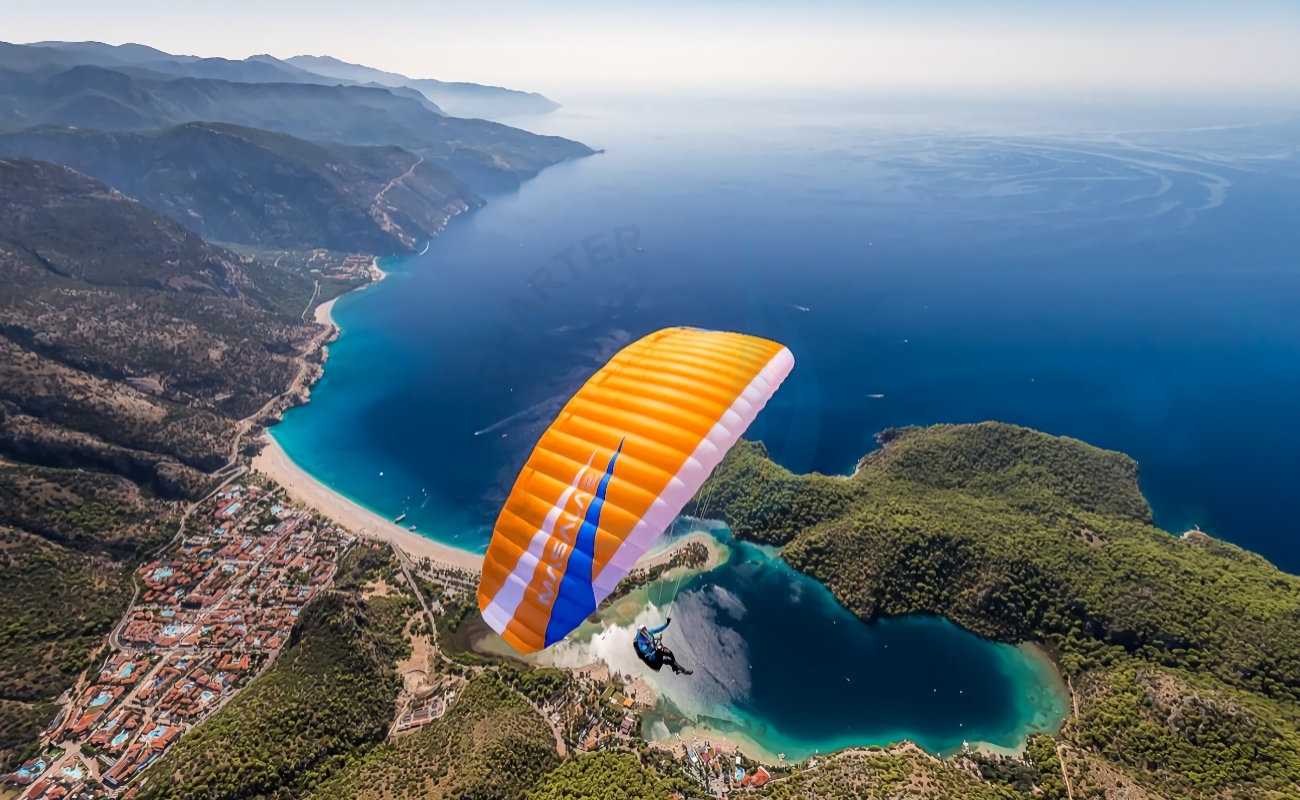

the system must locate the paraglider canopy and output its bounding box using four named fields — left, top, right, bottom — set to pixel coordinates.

left=477, top=326, right=794, bottom=653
